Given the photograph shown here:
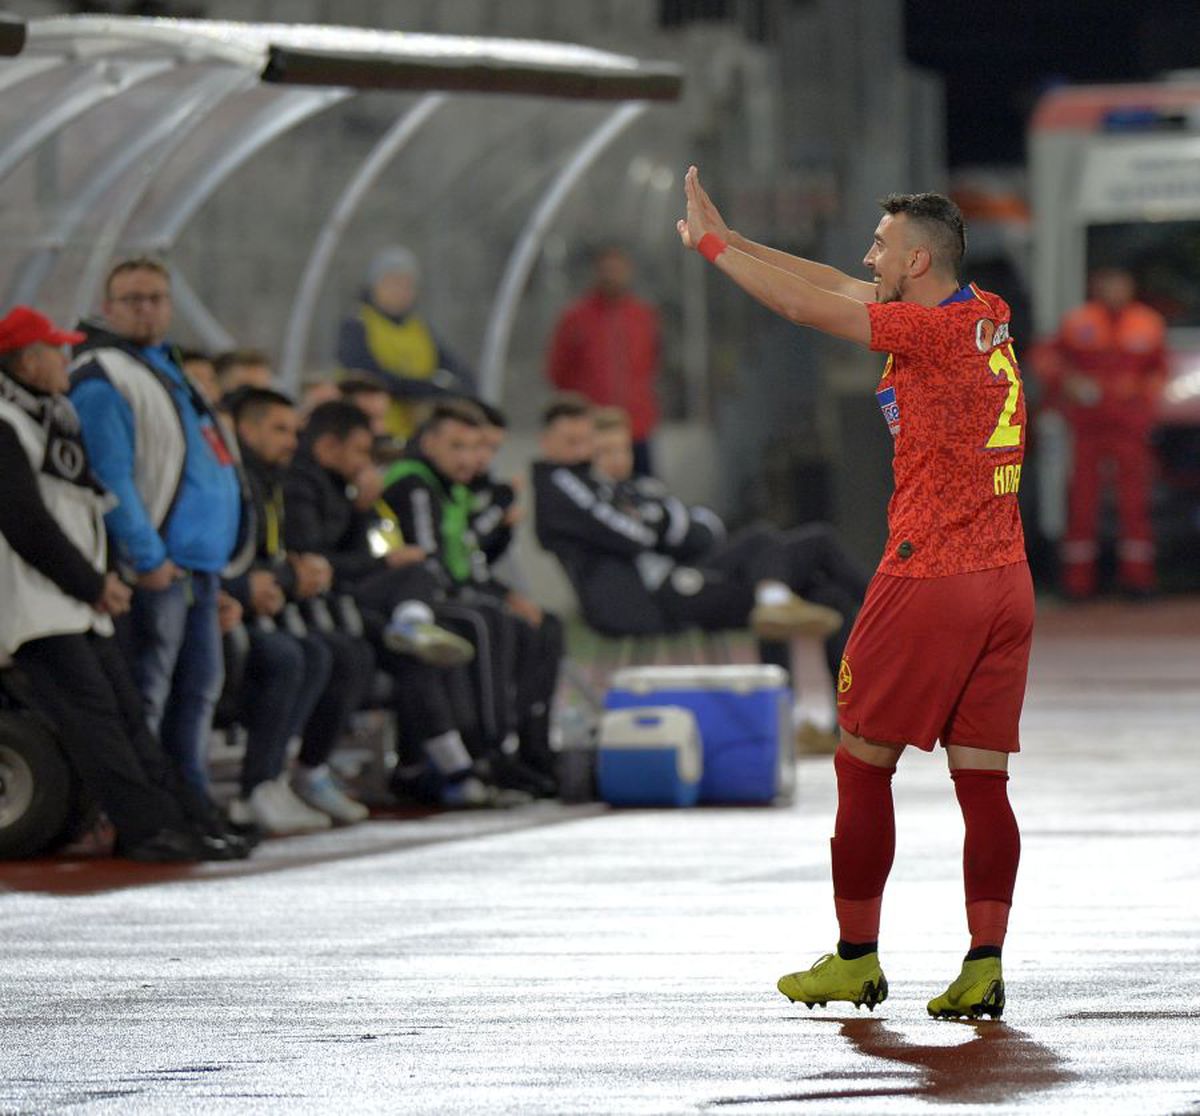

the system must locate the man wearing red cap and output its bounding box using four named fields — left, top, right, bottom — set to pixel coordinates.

left=0, top=307, right=244, bottom=861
